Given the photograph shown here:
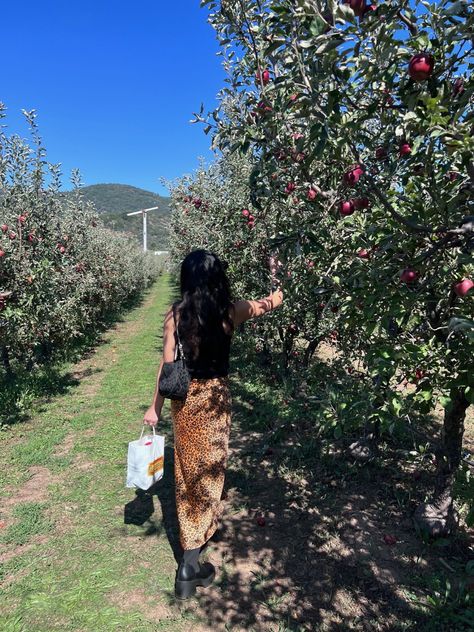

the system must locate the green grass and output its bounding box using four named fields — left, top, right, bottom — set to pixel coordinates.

left=2, top=503, right=53, bottom=546
left=0, top=274, right=204, bottom=631
left=1, top=273, right=472, bottom=632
